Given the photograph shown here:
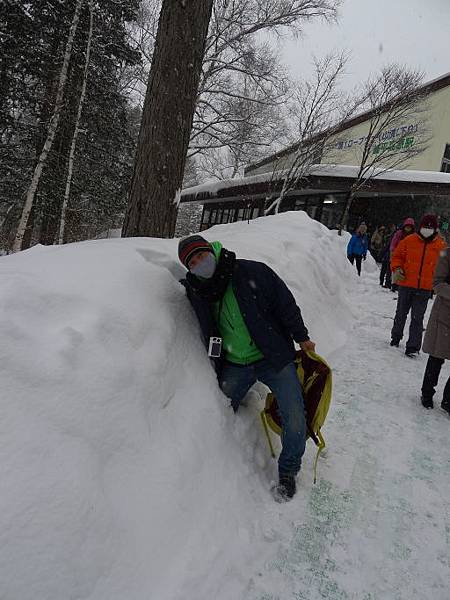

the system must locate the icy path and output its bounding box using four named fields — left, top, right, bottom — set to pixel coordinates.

left=249, top=270, right=450, bottom=600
